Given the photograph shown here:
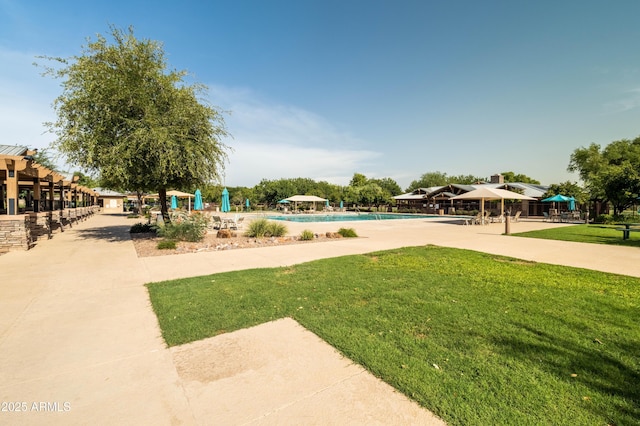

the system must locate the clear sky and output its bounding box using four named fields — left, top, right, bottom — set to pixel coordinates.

left=2, top=0, right=640, bottom=190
